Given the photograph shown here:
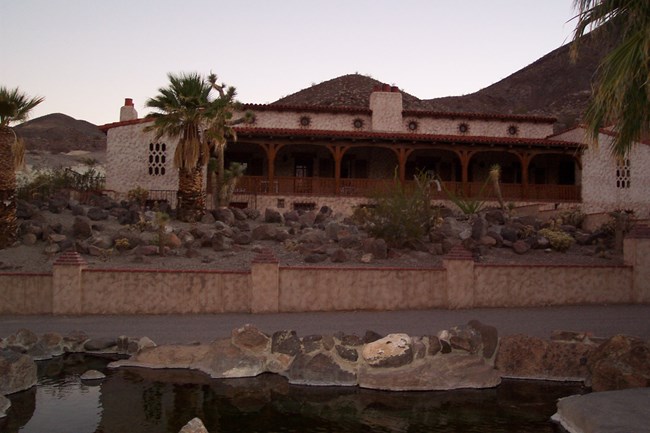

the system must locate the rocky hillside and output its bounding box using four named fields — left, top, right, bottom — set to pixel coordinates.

left=14, top=113, right=106, bottom=154
left=275, top=29, right=618, bottom=132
